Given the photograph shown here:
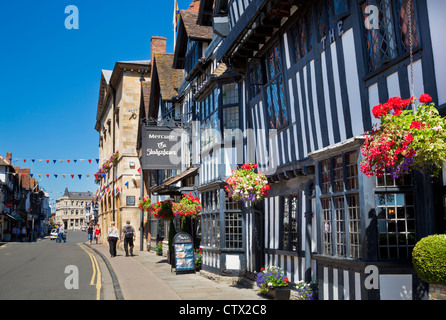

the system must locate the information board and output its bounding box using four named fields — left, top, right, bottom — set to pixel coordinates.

left=173, top=232, right=195, bottom=274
